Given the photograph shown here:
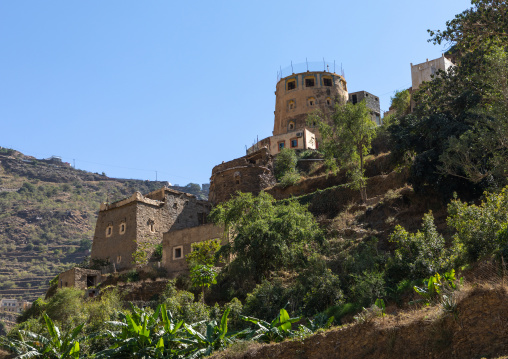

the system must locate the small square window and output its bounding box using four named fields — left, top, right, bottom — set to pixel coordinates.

left=173, top=246, right=183, bottom=260
left=119, top=223, right=126, bottom=235
left=323, top=78, right=332, bottom=86
left=291, top=139, right=298, bottom=148
left=305, top=78, right=315, bottom=87
left=278, top=141, right=285, bottom=151
left=287, top=80, right=296, bottom=90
